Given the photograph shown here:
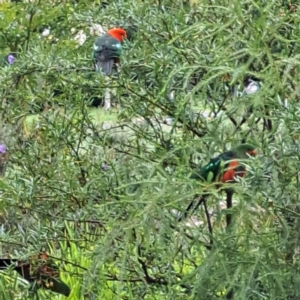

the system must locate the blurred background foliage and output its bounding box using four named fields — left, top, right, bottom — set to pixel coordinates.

left=0, top=0, right=300, bottom=299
